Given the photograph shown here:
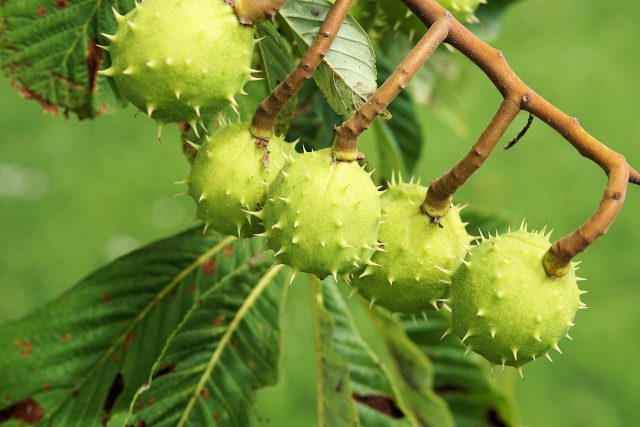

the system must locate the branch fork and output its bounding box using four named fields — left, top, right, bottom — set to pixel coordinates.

left=399, top=0, right=638, bottom=276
